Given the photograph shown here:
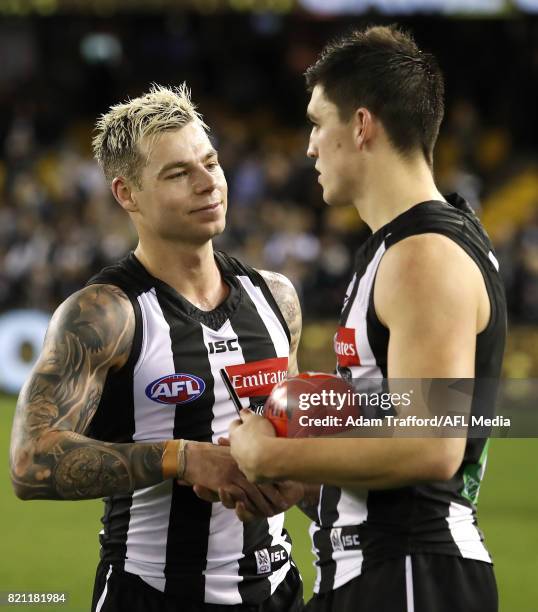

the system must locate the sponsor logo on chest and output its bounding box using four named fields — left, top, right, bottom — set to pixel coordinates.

left=145, top=373, right=206, bottom=405
left=224, top=356, right=288, bottom=397
left=334, top=327, right=360, bottom=367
